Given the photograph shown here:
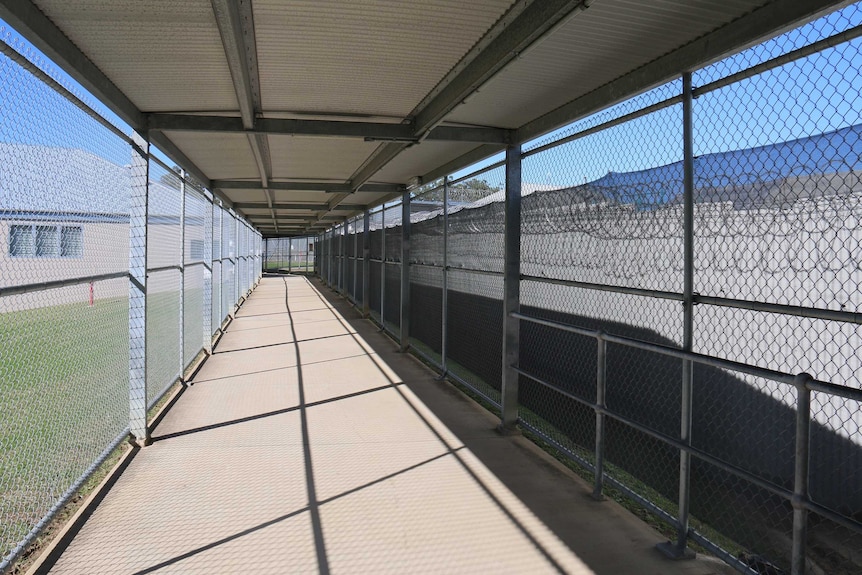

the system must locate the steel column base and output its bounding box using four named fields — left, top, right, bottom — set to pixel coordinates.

left=495, top=423, right=521, bottom=436
left=656, top=542, right=696, bottom=560
left=129, top=434, right=152, bottom=448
